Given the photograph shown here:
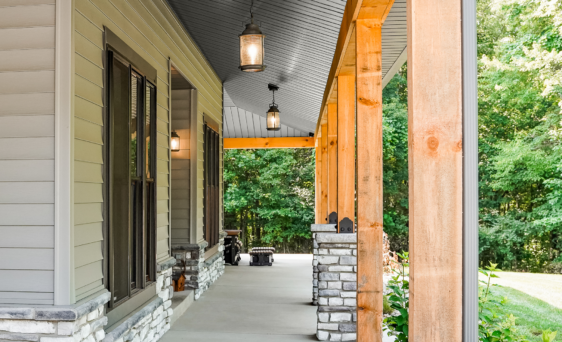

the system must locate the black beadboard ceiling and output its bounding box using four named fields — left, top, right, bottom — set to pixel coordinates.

left=166, top=0, right=407, bottom=133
